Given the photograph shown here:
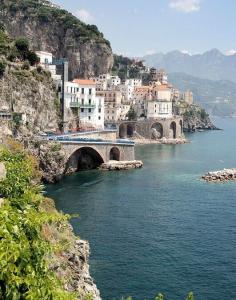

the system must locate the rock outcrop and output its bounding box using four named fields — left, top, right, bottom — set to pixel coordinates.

left=0, top=63, right=59, bottom=136
left=100, top=160, right=143, bottom=170
left=175, top=103, right=217, bottom=132
left=202, top=169, right=236, bottom=182
left=0, top=0, right=113, bottom=79
left=41, top=198, right=101, bottom=299
left=0, top=162, right=6, bottom=181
